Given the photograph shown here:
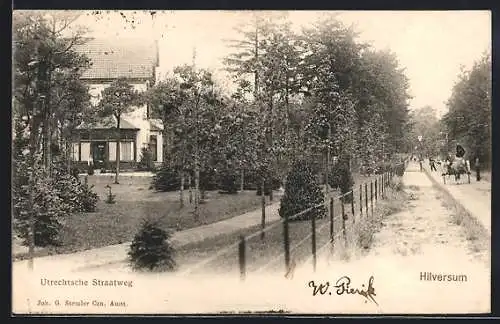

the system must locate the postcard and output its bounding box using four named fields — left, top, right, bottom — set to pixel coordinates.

left=11, top=9, right=491, bottom=315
